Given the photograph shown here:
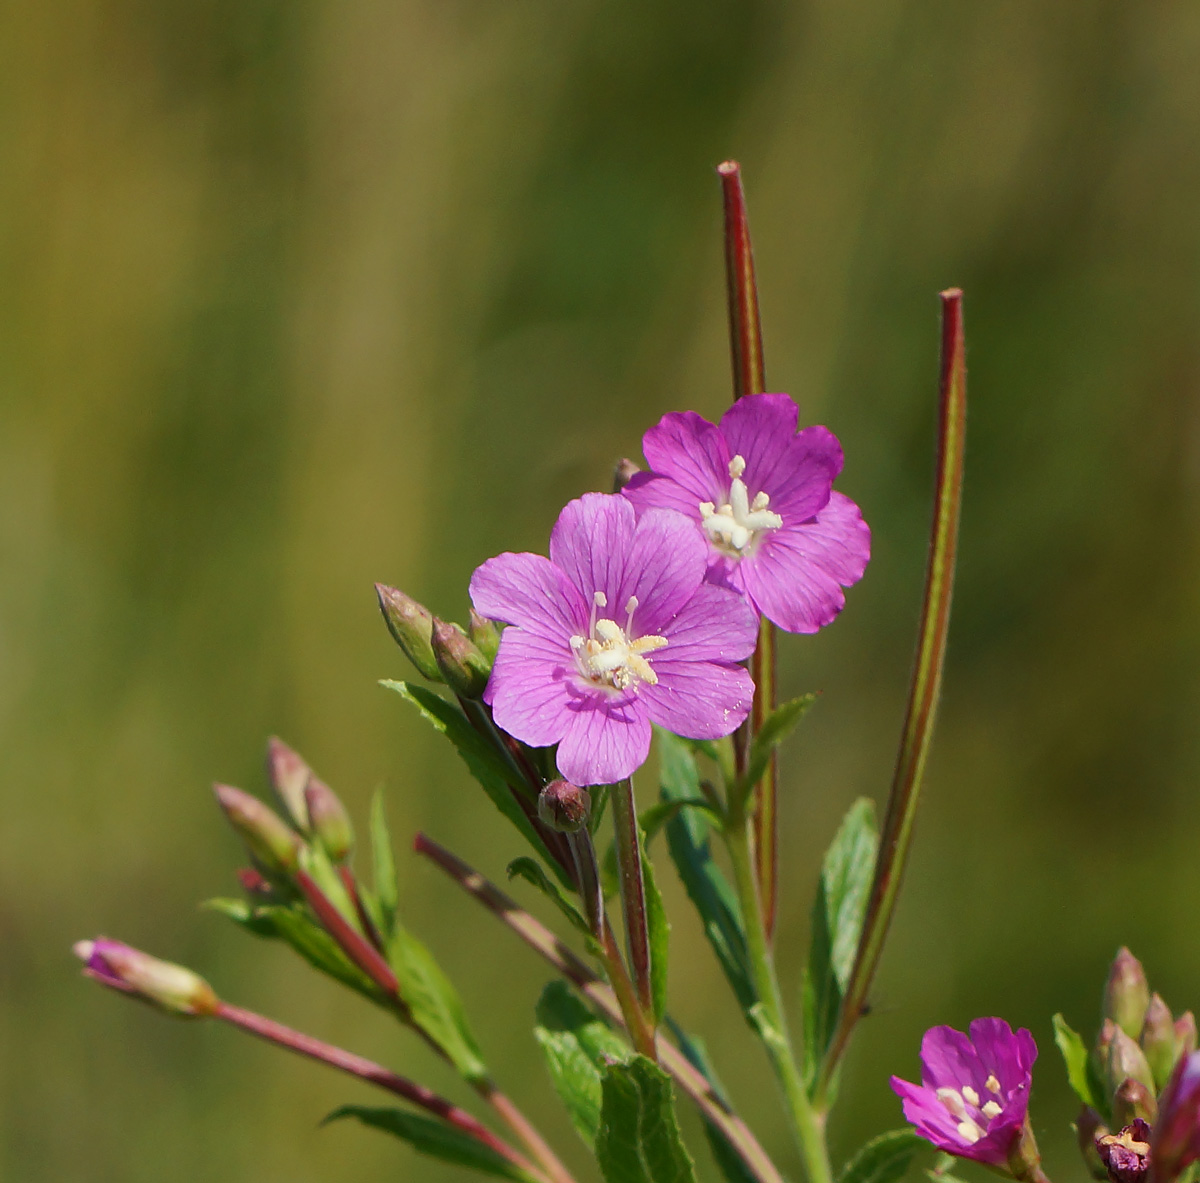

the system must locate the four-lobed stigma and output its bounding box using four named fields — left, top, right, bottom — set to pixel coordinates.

left=699, top=454, right=783, bottom=556
left=569, top=592, right=668, bottom=691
